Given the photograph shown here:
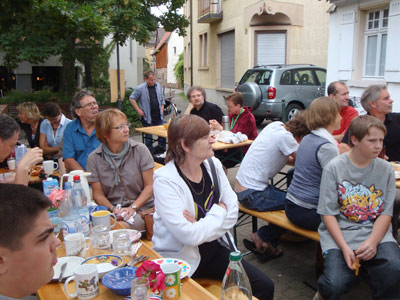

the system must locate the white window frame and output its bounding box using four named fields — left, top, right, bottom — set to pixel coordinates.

left=363, top=7, right=389, bottom=78
left=199, top=33, right=208, bottom=68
